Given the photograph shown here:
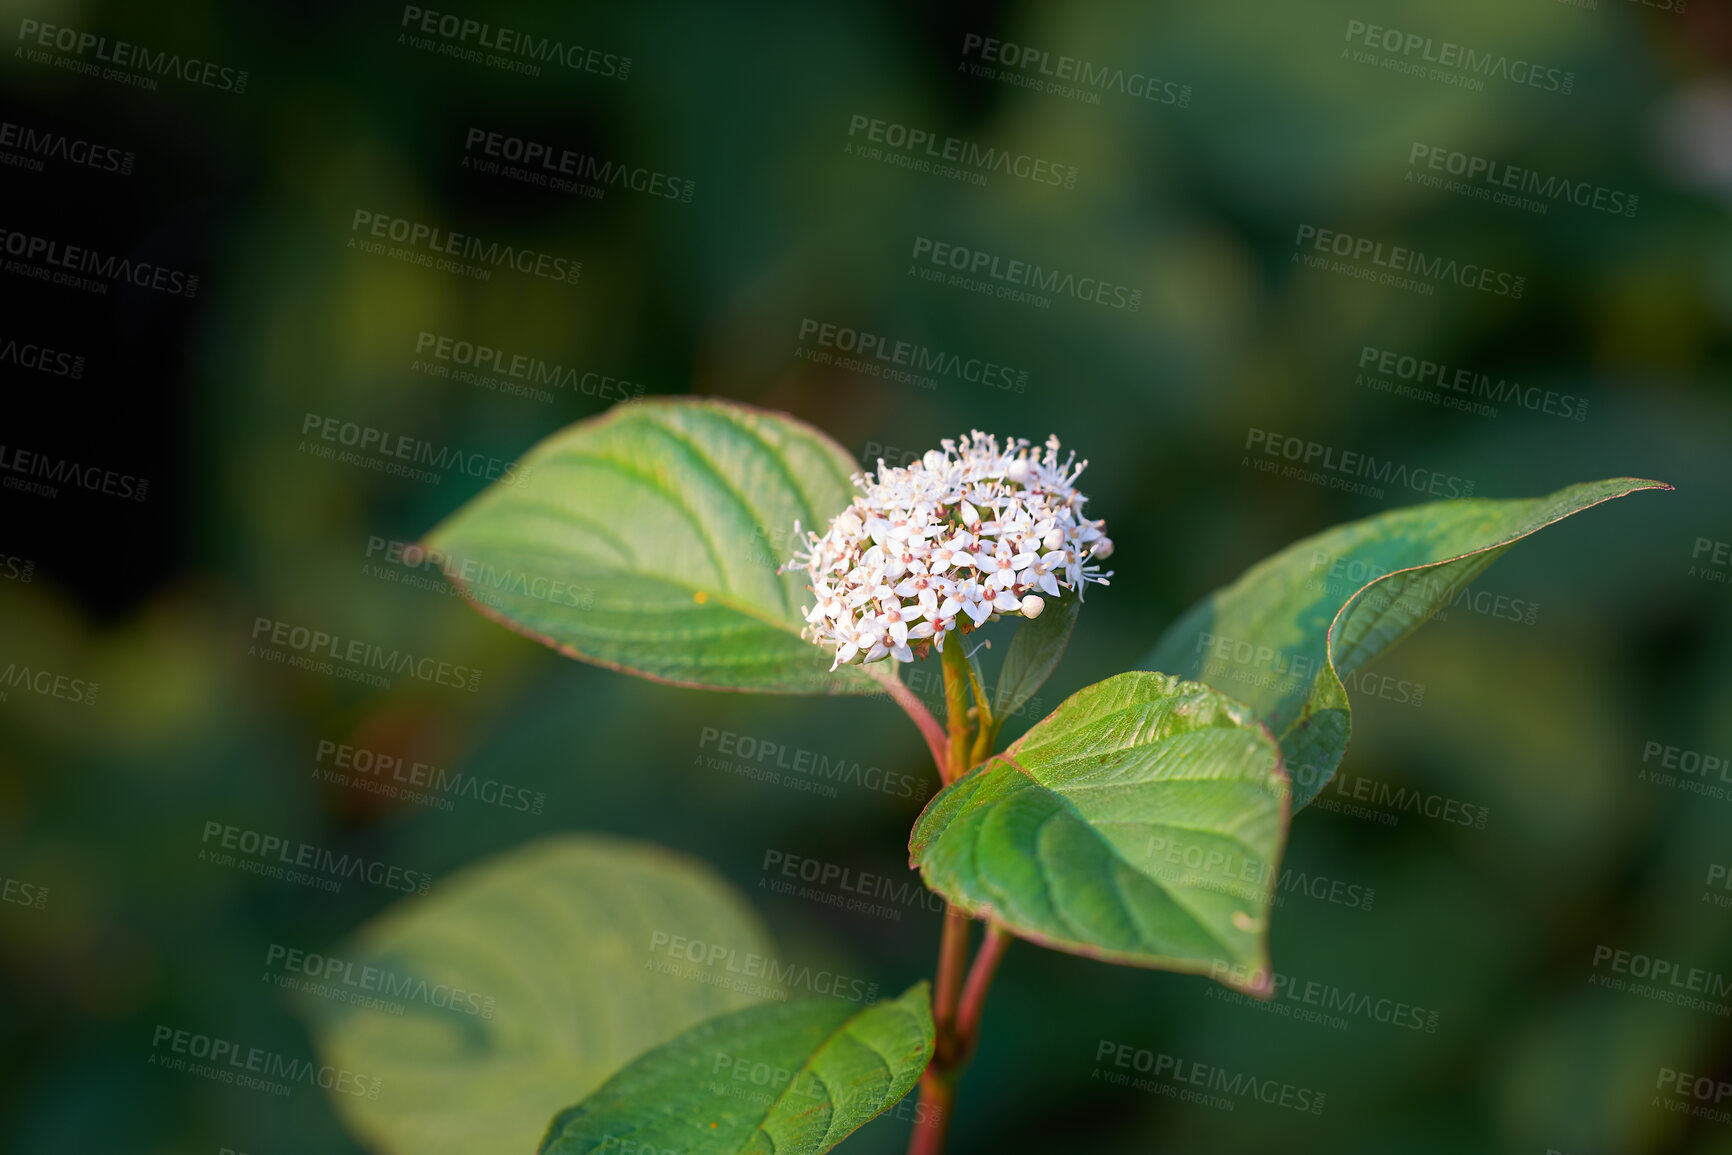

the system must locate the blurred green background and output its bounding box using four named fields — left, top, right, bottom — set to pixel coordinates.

left=2, top=0, right=1730, bottom=1152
